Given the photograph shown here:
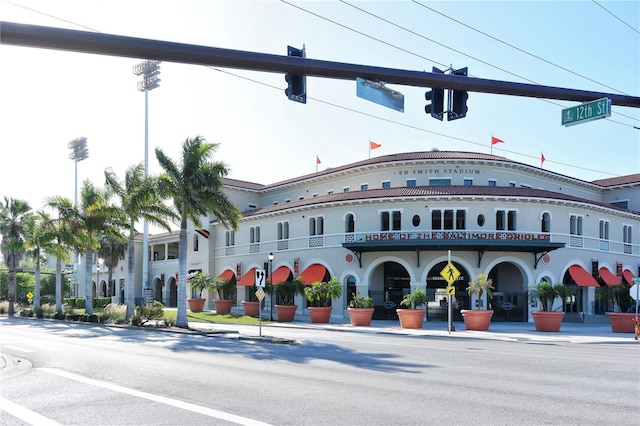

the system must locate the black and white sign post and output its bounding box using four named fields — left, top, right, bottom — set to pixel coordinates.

left=255, top=268, right=266, bottom=337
